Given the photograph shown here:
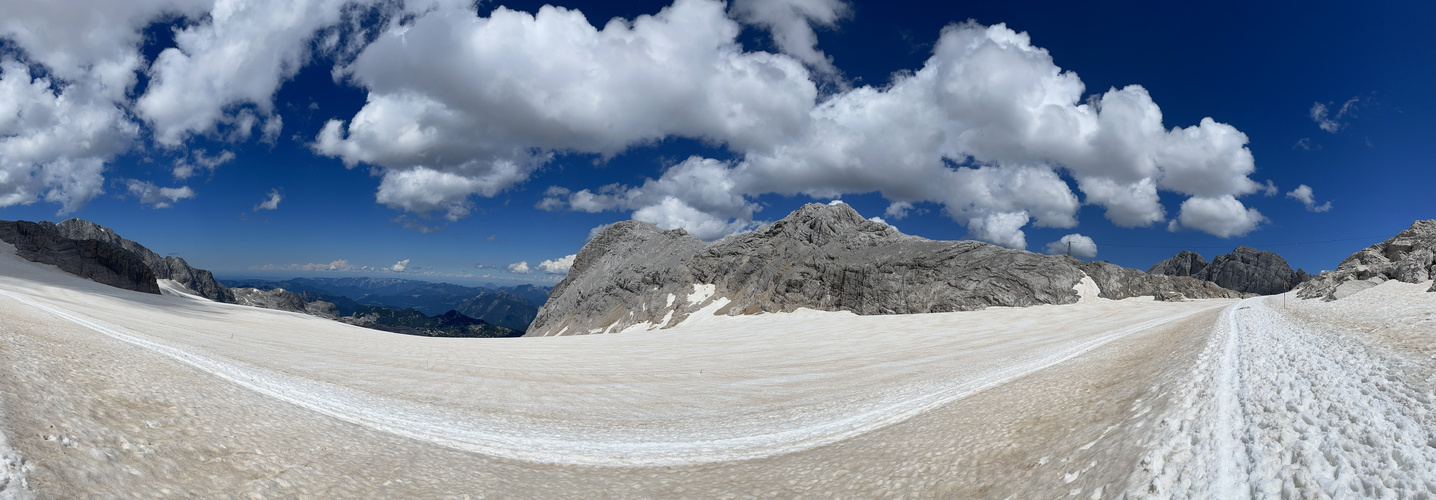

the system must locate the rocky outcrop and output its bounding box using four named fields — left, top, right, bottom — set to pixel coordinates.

left=1148, top=247, right=1310, bottom=295
left=47, top=218, right=235, bottom=300
left=1298, top=220, right=1436, bottom=300
left=0, top=220, right=161, bottom=294
left=45, top=219, right=235, bottom=303
left=232, top=287, right=340, bottom=319
left=528, top=203, right=1242, bottom=337
left=1147, top=251, right=1208, bottom=277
